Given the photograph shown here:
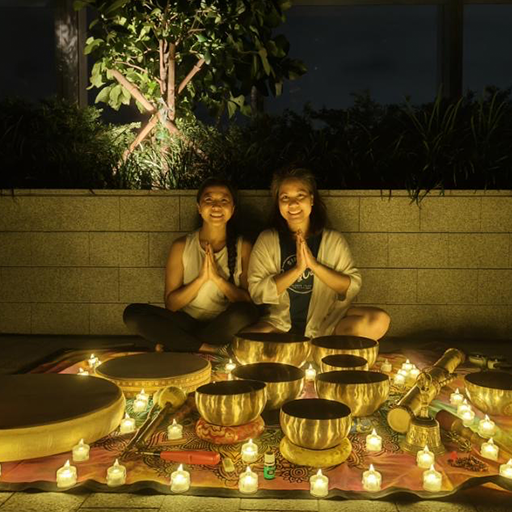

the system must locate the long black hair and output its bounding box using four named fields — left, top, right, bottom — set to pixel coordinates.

left=196, top=177, right=239, bottom=283
left=269, top=166, right=328, bottom=236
